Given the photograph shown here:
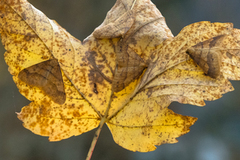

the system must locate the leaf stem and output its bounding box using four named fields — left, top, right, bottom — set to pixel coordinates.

left=85, top=91, right=113, bottom=160
left=85, top=117, right=106, bottom=160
